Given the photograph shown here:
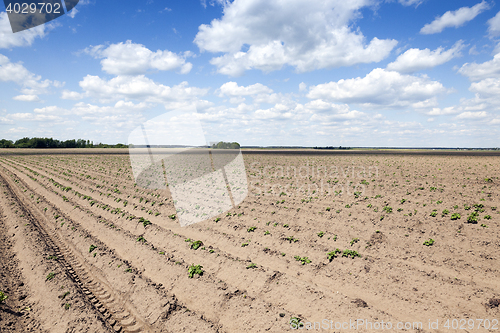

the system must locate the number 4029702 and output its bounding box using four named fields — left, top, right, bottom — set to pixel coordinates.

left=443, top=319, right=498, bottom=330
left=5, top=2, right=62, bottom=14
